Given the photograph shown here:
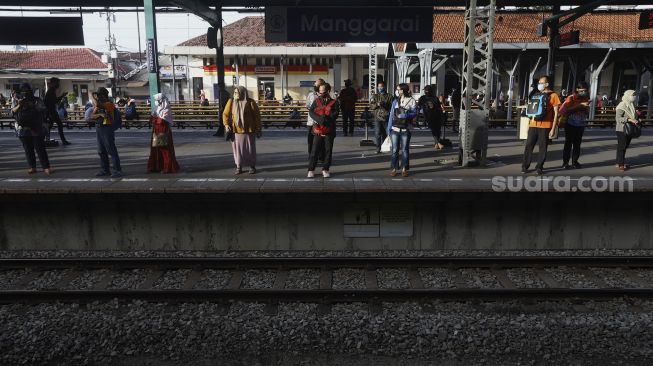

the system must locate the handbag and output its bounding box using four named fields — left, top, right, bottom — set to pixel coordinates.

left=623, top=121, right=642, bottom=139
left=151, top=132, right=169, bottom=147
